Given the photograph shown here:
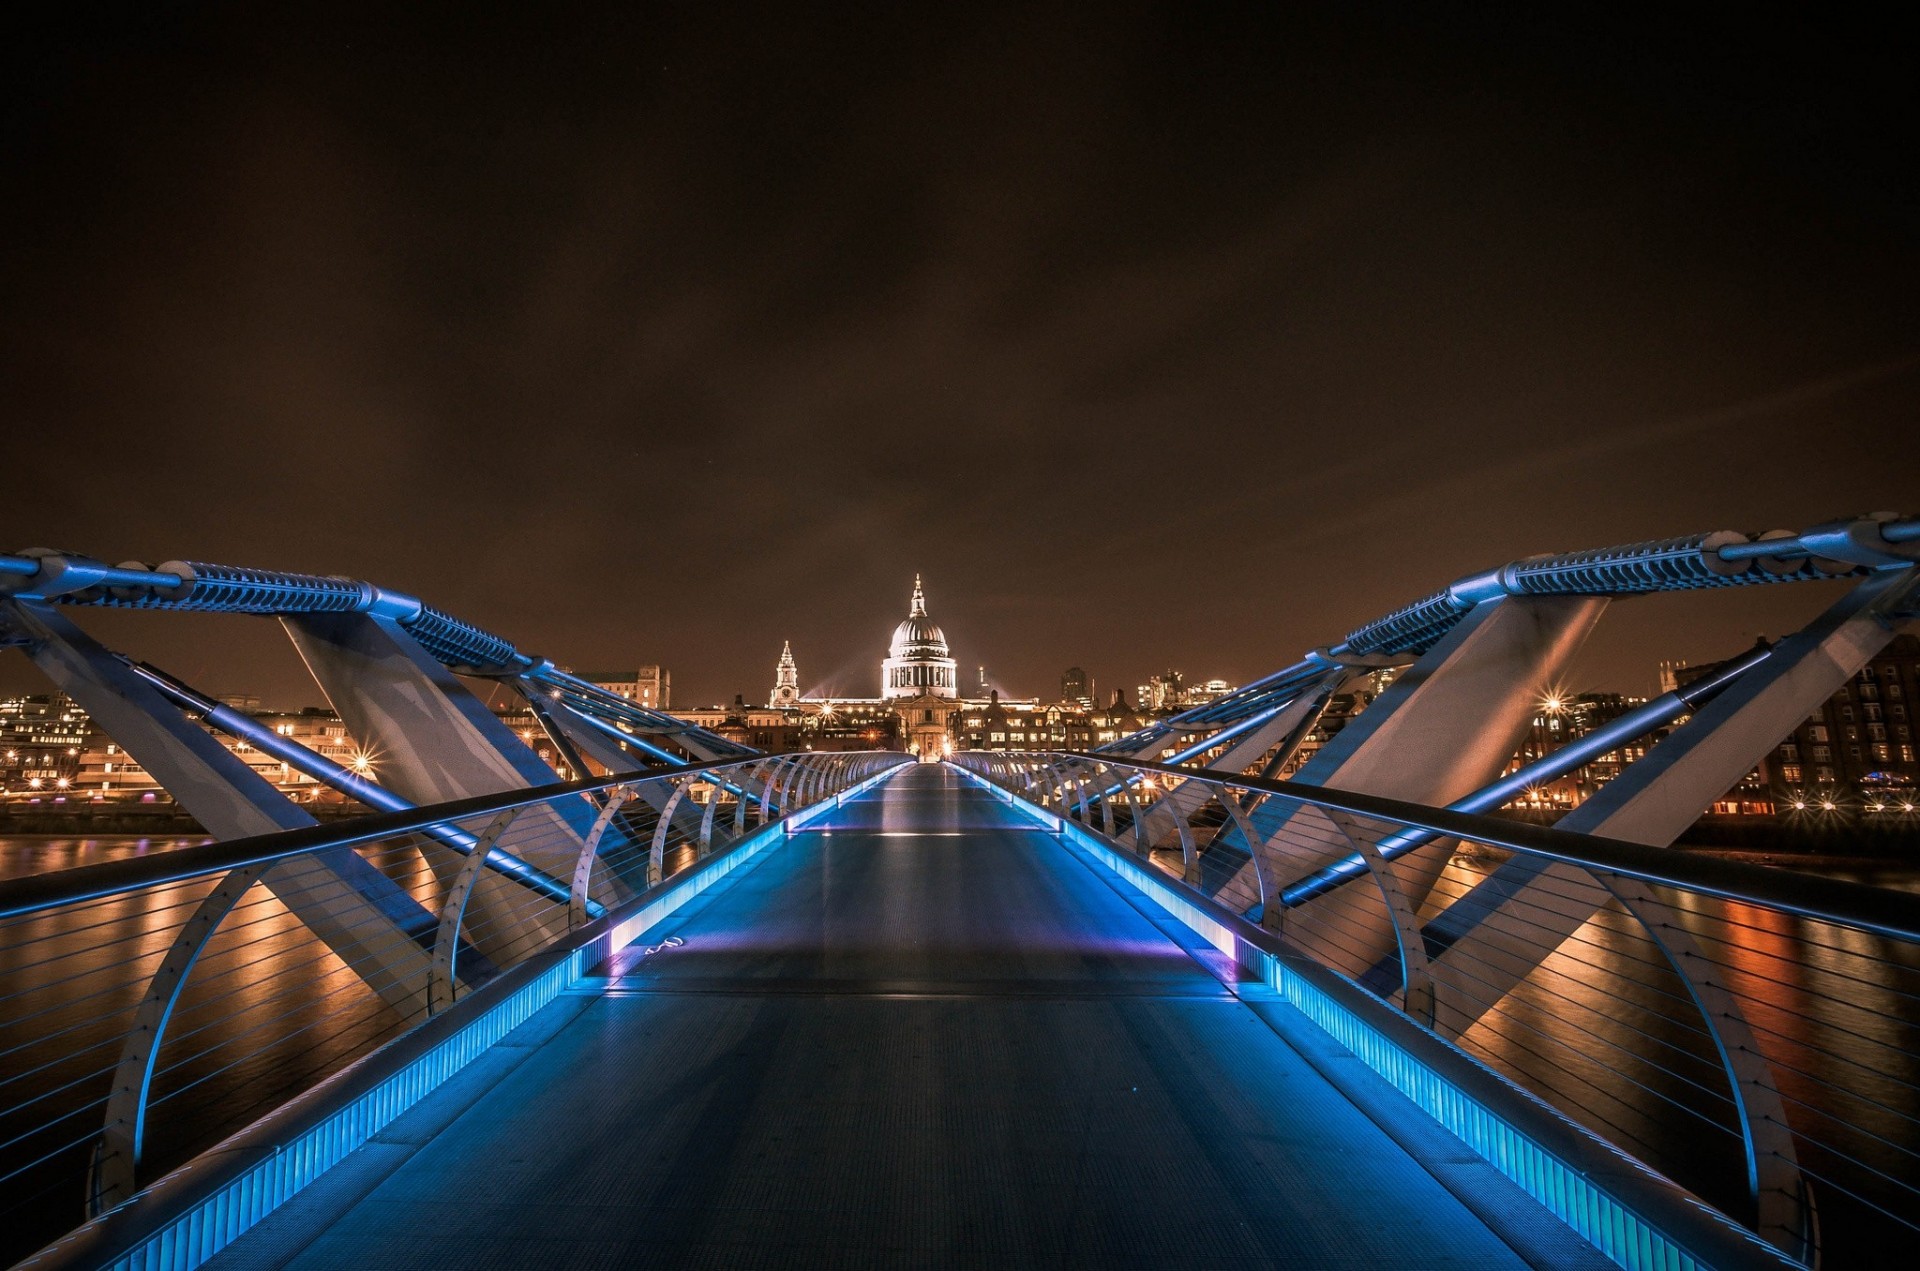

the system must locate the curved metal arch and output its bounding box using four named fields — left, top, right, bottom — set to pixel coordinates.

left=1030, top=760, right=1063, bottom=811
left=1211, top=788, right=1272, bottom=918
left=698, top=778, right=723, bottom=854
left=1133, top=776, right=1197, bottom=877
left=1601, top=875, right=1812, bottom=1258
left=571, top=786, right=638, bottom=928
left=1096, top=764, right=1119, bottom=837
left=797, top=754, right=828, bottom=808
left=651, top=780, right=695, bottom=884
left=758, top=755, right=795, bottom=823
left=1049, top=762, right=1083, bottom=815
left=778, top=753, right=809, bottom=807
left=1130, top=782, right=1153, bottom=855
left=789, top=757, right=816, bottom=810
left=1126, top=773, right=1195, bottom=878
left=744, top=756, right=783, bottom=830
left=803, top=755, right=834, bottom=809
left=90, top=862, right=275, bottom=1215
left=814, top=754, right=842, bottom=804
left=430, top=808, right=523, bottom=1014
left=1319, top=808, right=1436, bottom=1026
left=1041, top=761, right=1072, bottom=812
